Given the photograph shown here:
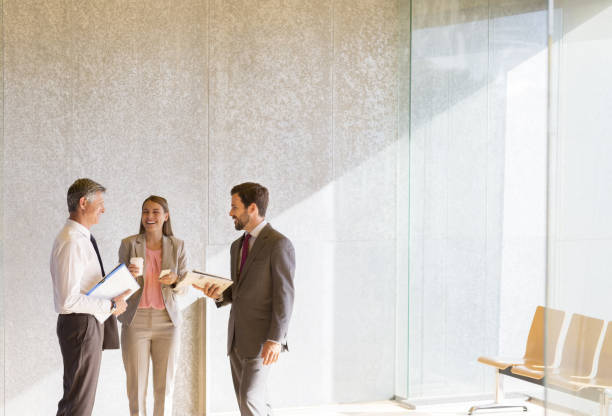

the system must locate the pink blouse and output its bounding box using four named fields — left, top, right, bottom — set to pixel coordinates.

left=138, top=248, right=166, bottom=310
